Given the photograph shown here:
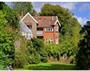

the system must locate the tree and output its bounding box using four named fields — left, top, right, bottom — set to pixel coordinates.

left=0, top=2, right=5, bottom=10
left=0, top=10, right=14, bottom=70
left=32, top=10, right=38, bottom=16
left=76, top=21, right=90, bottom=70
left=0, top=3, right=15, bottom=69
left=1, top=3, right=19, bottom=29
left=14, top=2, right=33, bottom=17
left=5, top=10, right=19, bottom=29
